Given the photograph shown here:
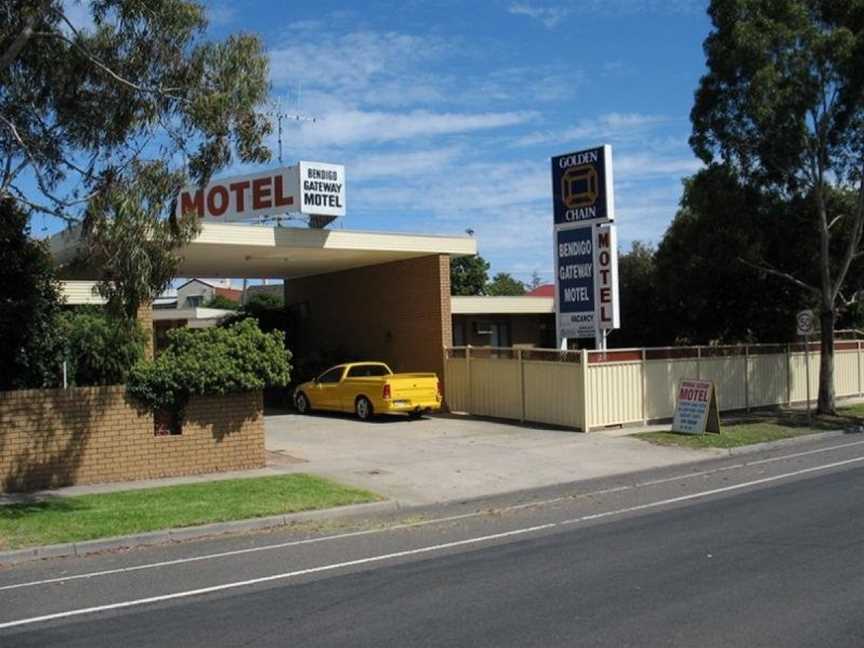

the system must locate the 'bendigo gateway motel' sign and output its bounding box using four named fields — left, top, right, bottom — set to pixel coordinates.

left=176, top=161, right=346, bottom=222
